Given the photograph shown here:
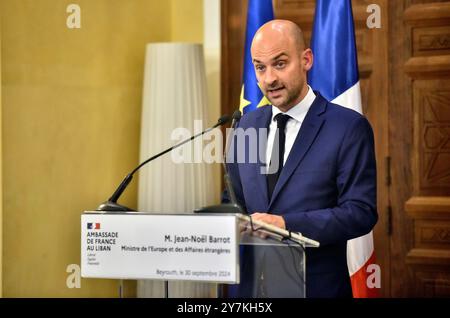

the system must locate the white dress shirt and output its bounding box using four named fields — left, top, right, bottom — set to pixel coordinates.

left=266, top=86, right=316, bottom=171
